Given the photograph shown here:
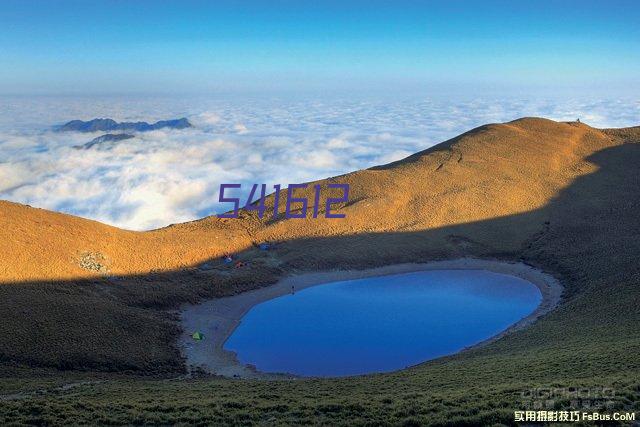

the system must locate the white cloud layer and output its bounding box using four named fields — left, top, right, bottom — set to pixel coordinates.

left=0, top=95, right=638, bottom=230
